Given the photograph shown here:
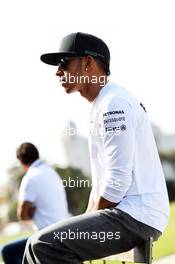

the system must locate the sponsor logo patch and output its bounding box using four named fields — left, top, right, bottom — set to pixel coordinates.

left=103, top=110, right=124, bottom=117
left=120, top=124, right=127, bottom=131
left=140, top=103, right=147, bottom=113
left=104, top=116, right=125, bottom=124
